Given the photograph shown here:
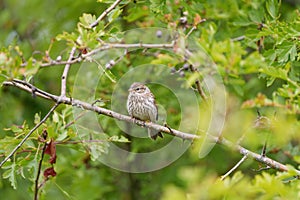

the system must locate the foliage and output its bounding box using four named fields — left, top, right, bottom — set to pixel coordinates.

left=0, top=0, right=300, bottom=199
